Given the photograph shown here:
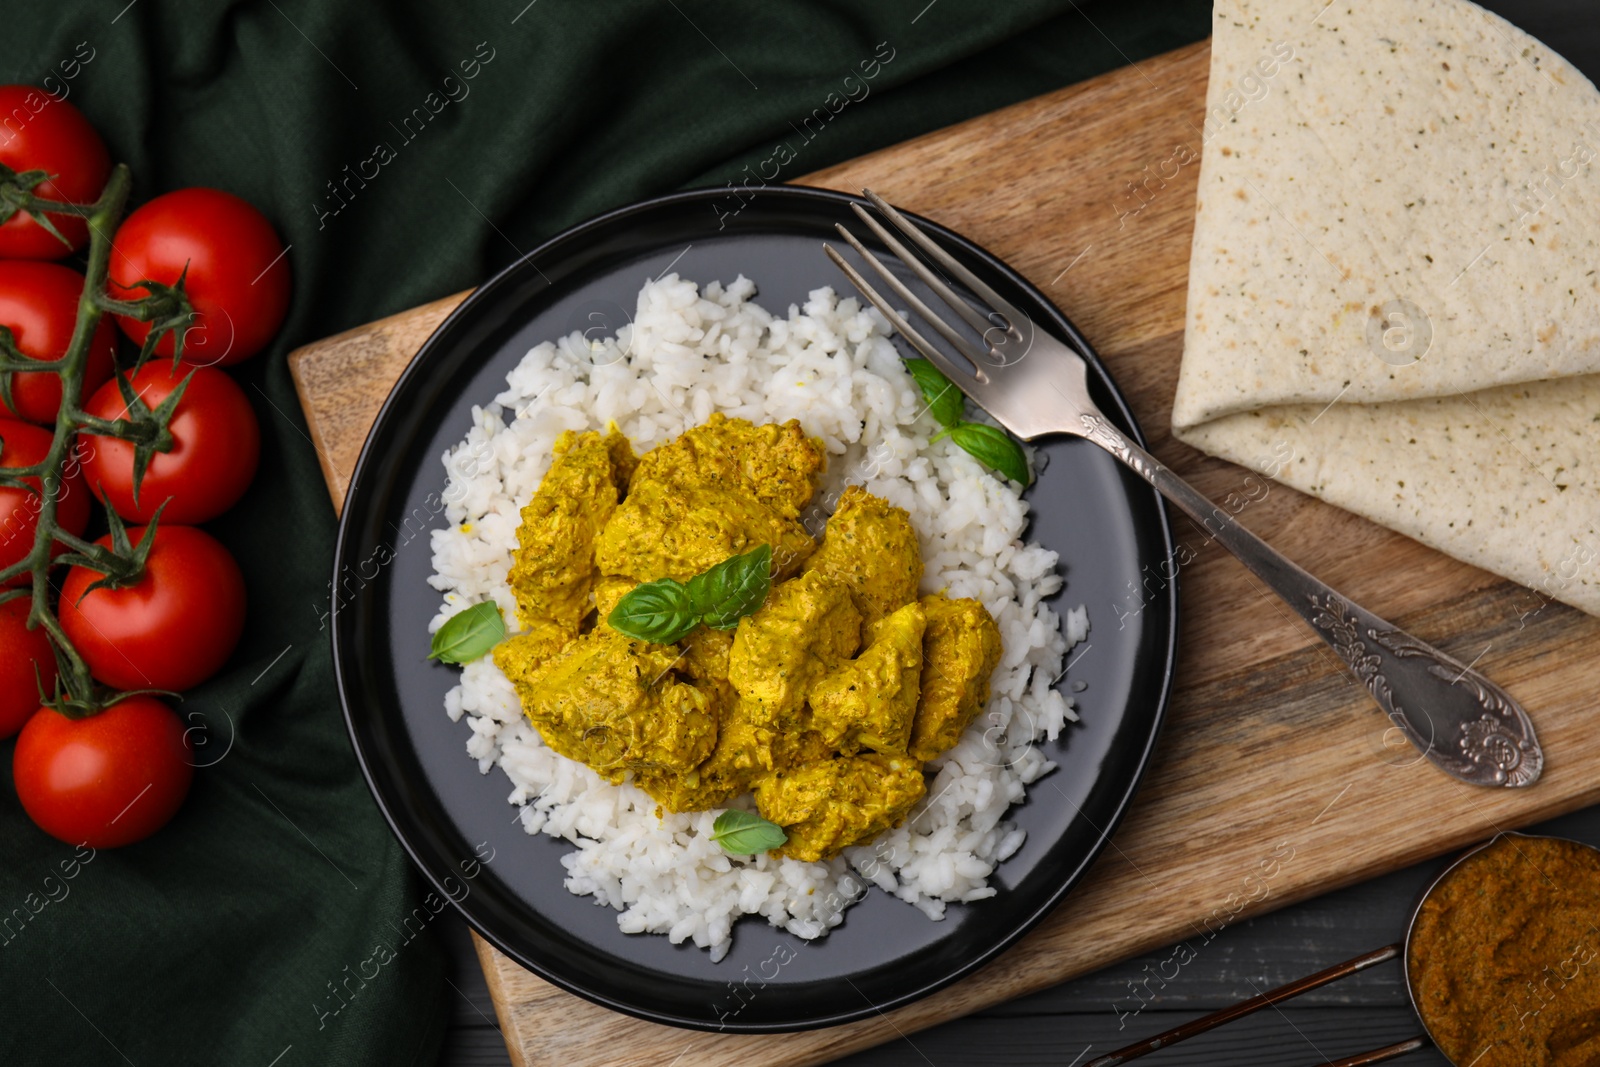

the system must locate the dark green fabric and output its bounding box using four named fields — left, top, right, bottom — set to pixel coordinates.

left=0, top=2, right=1206, bottom=1063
